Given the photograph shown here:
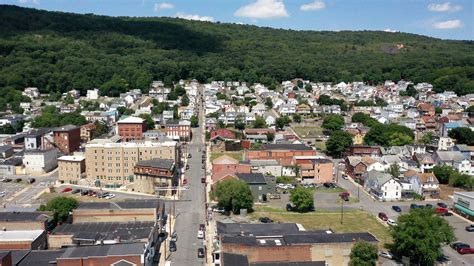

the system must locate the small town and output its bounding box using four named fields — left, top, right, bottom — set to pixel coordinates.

left=0, top=1, right=473, bottom=266
left=1, top=78, right=473, bottom=266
